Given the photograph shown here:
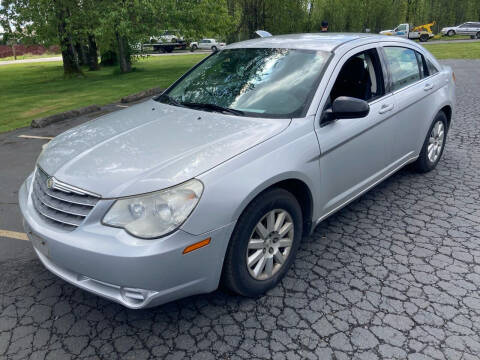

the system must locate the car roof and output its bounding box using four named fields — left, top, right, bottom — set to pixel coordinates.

left=226, top=33, right=409, bottom=52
